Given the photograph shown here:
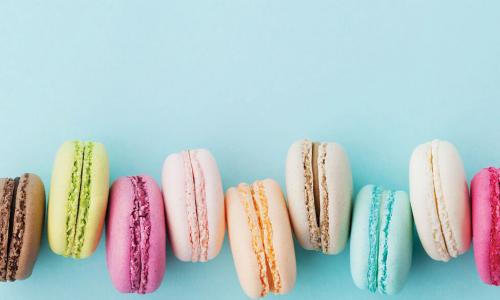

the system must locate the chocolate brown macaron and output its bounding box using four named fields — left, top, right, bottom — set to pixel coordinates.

left=0, top=173, right=45, bottom=281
